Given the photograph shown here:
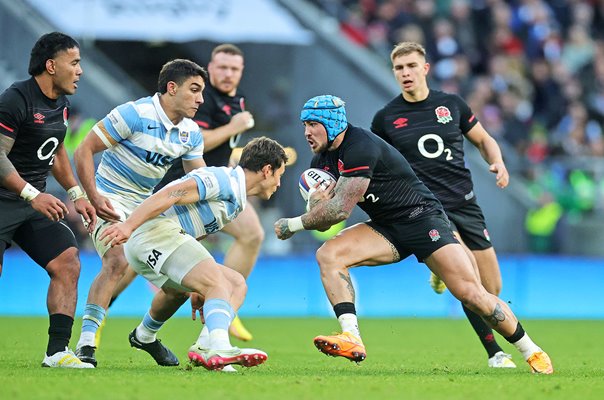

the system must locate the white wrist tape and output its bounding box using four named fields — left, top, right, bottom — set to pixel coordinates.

left=287, top=216, right=304, bottom=232
left=20, top=183, right=40, bottom=202
left=67, top=185, right=86, bottom=201
left=246, top=118, right=255, bottom=129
